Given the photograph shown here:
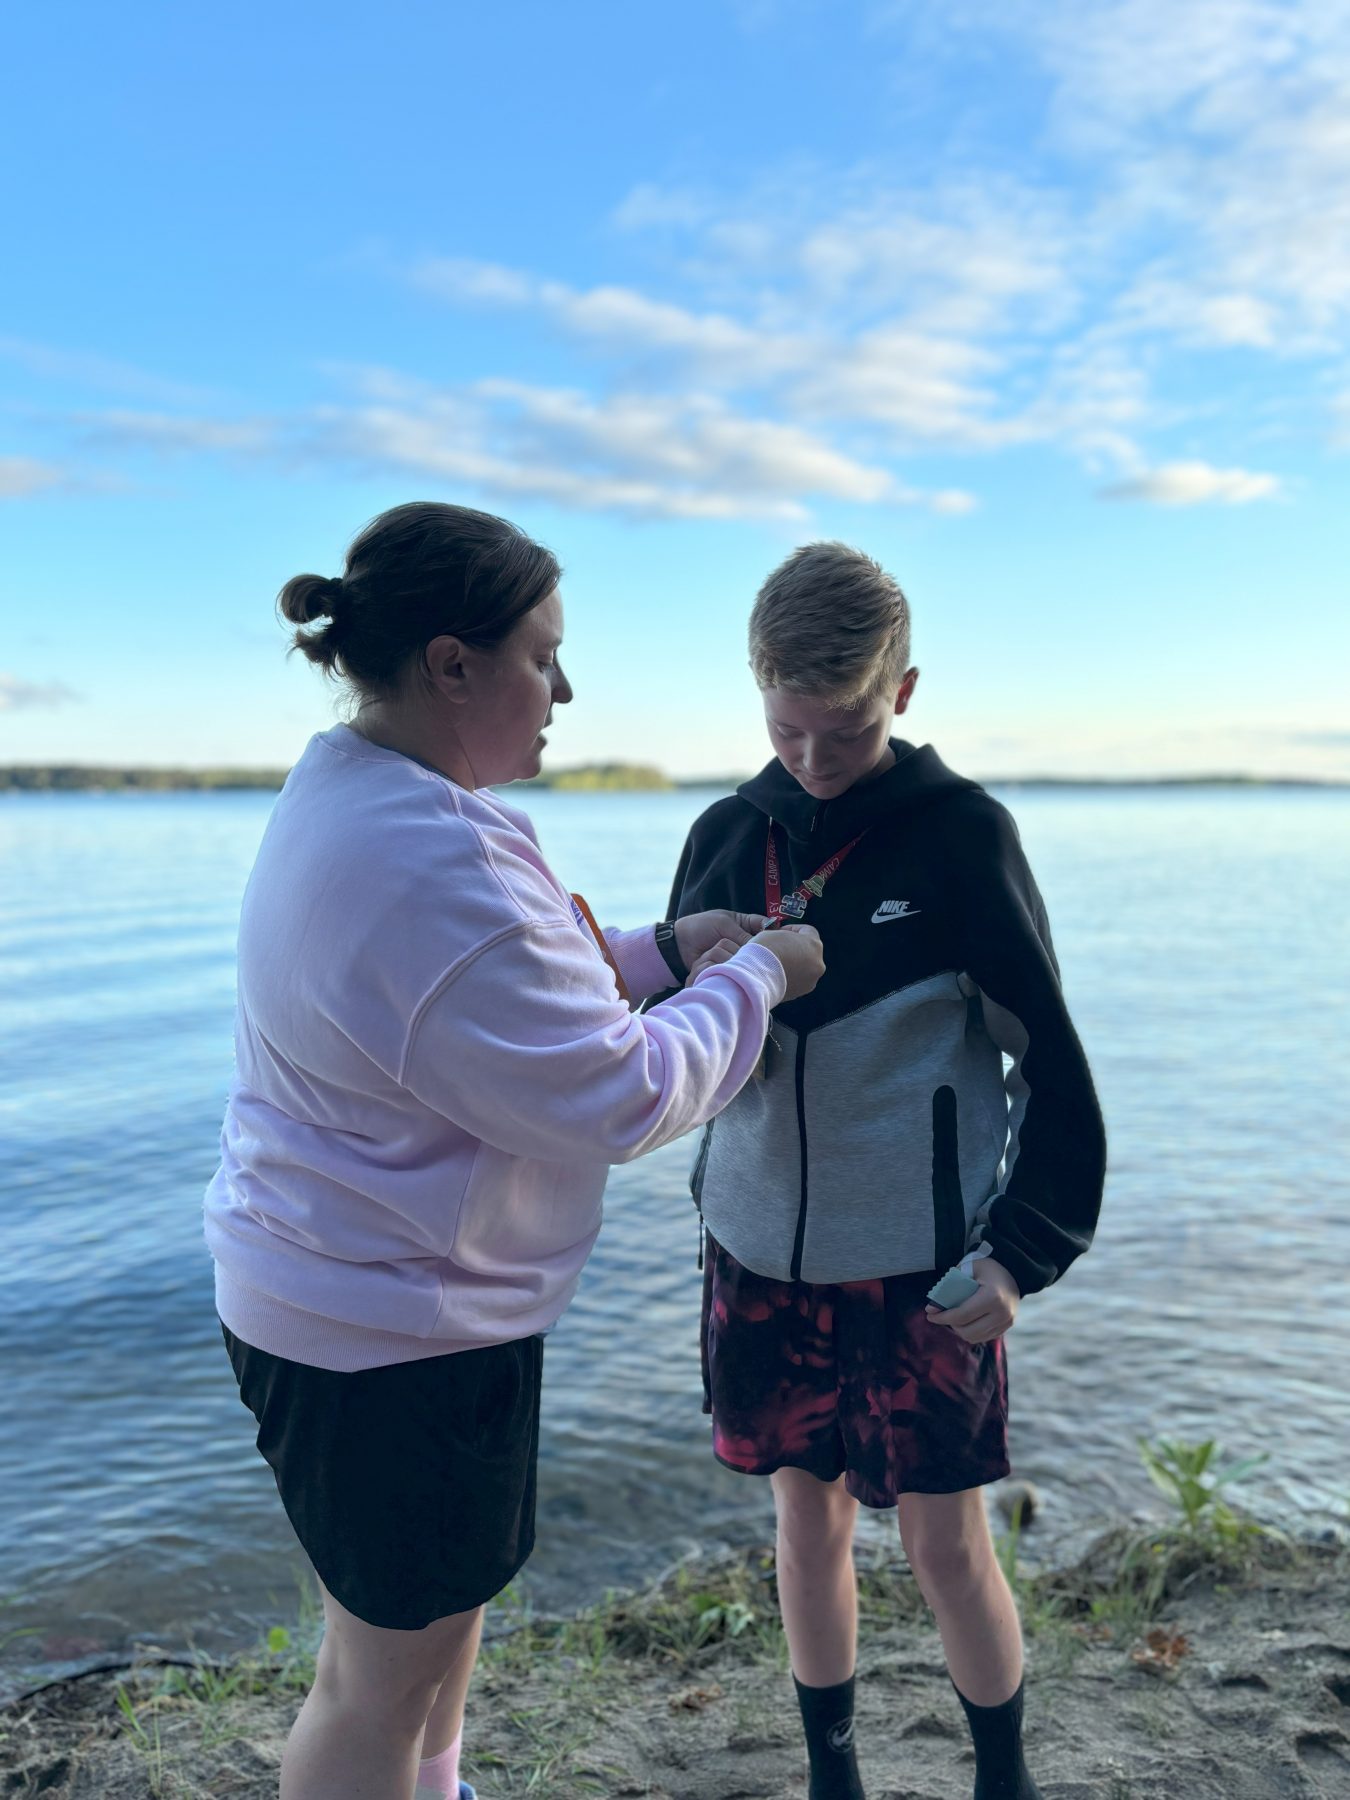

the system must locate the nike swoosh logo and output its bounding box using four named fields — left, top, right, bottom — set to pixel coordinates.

left=871, top=904, right=921, bottom=923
